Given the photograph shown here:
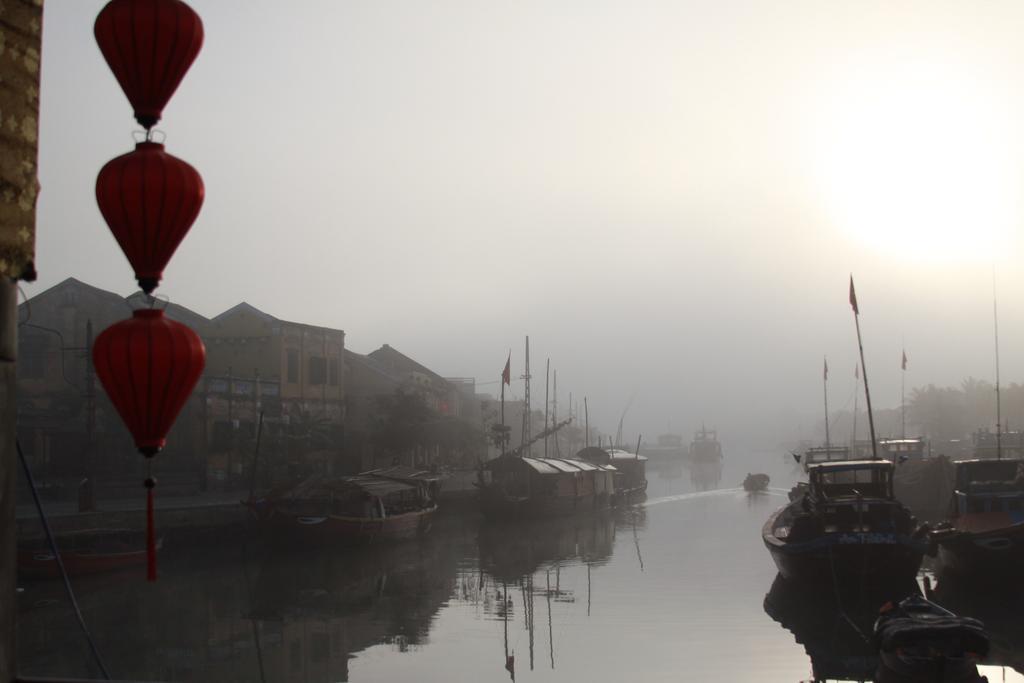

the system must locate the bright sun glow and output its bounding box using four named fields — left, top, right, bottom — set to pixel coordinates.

left=813, top=59, right=1020, bottom=263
